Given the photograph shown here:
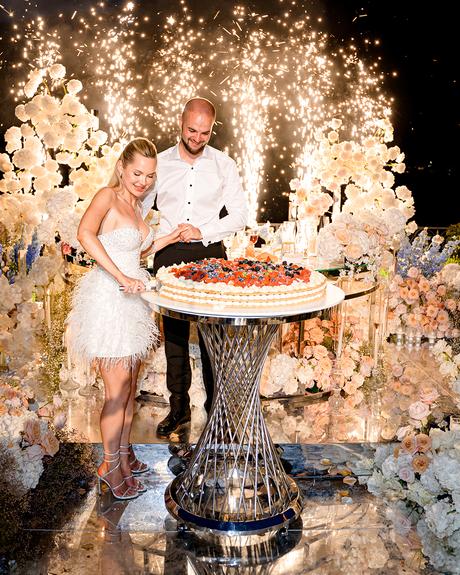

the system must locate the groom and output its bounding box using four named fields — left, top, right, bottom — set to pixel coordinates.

left=142, top=97, right=248, bottom=436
